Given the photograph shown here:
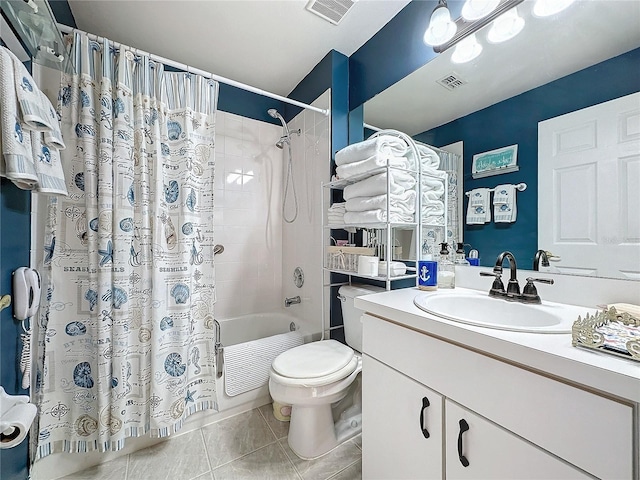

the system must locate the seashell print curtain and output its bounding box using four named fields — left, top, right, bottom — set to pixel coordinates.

left=33, top=32, right=219, bottom=458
